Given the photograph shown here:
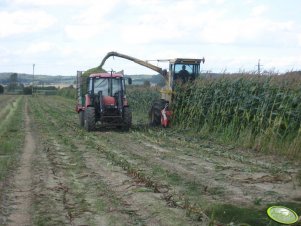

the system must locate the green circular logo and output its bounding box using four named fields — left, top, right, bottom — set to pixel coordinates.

left=267, top=206, right=299, bottom=225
